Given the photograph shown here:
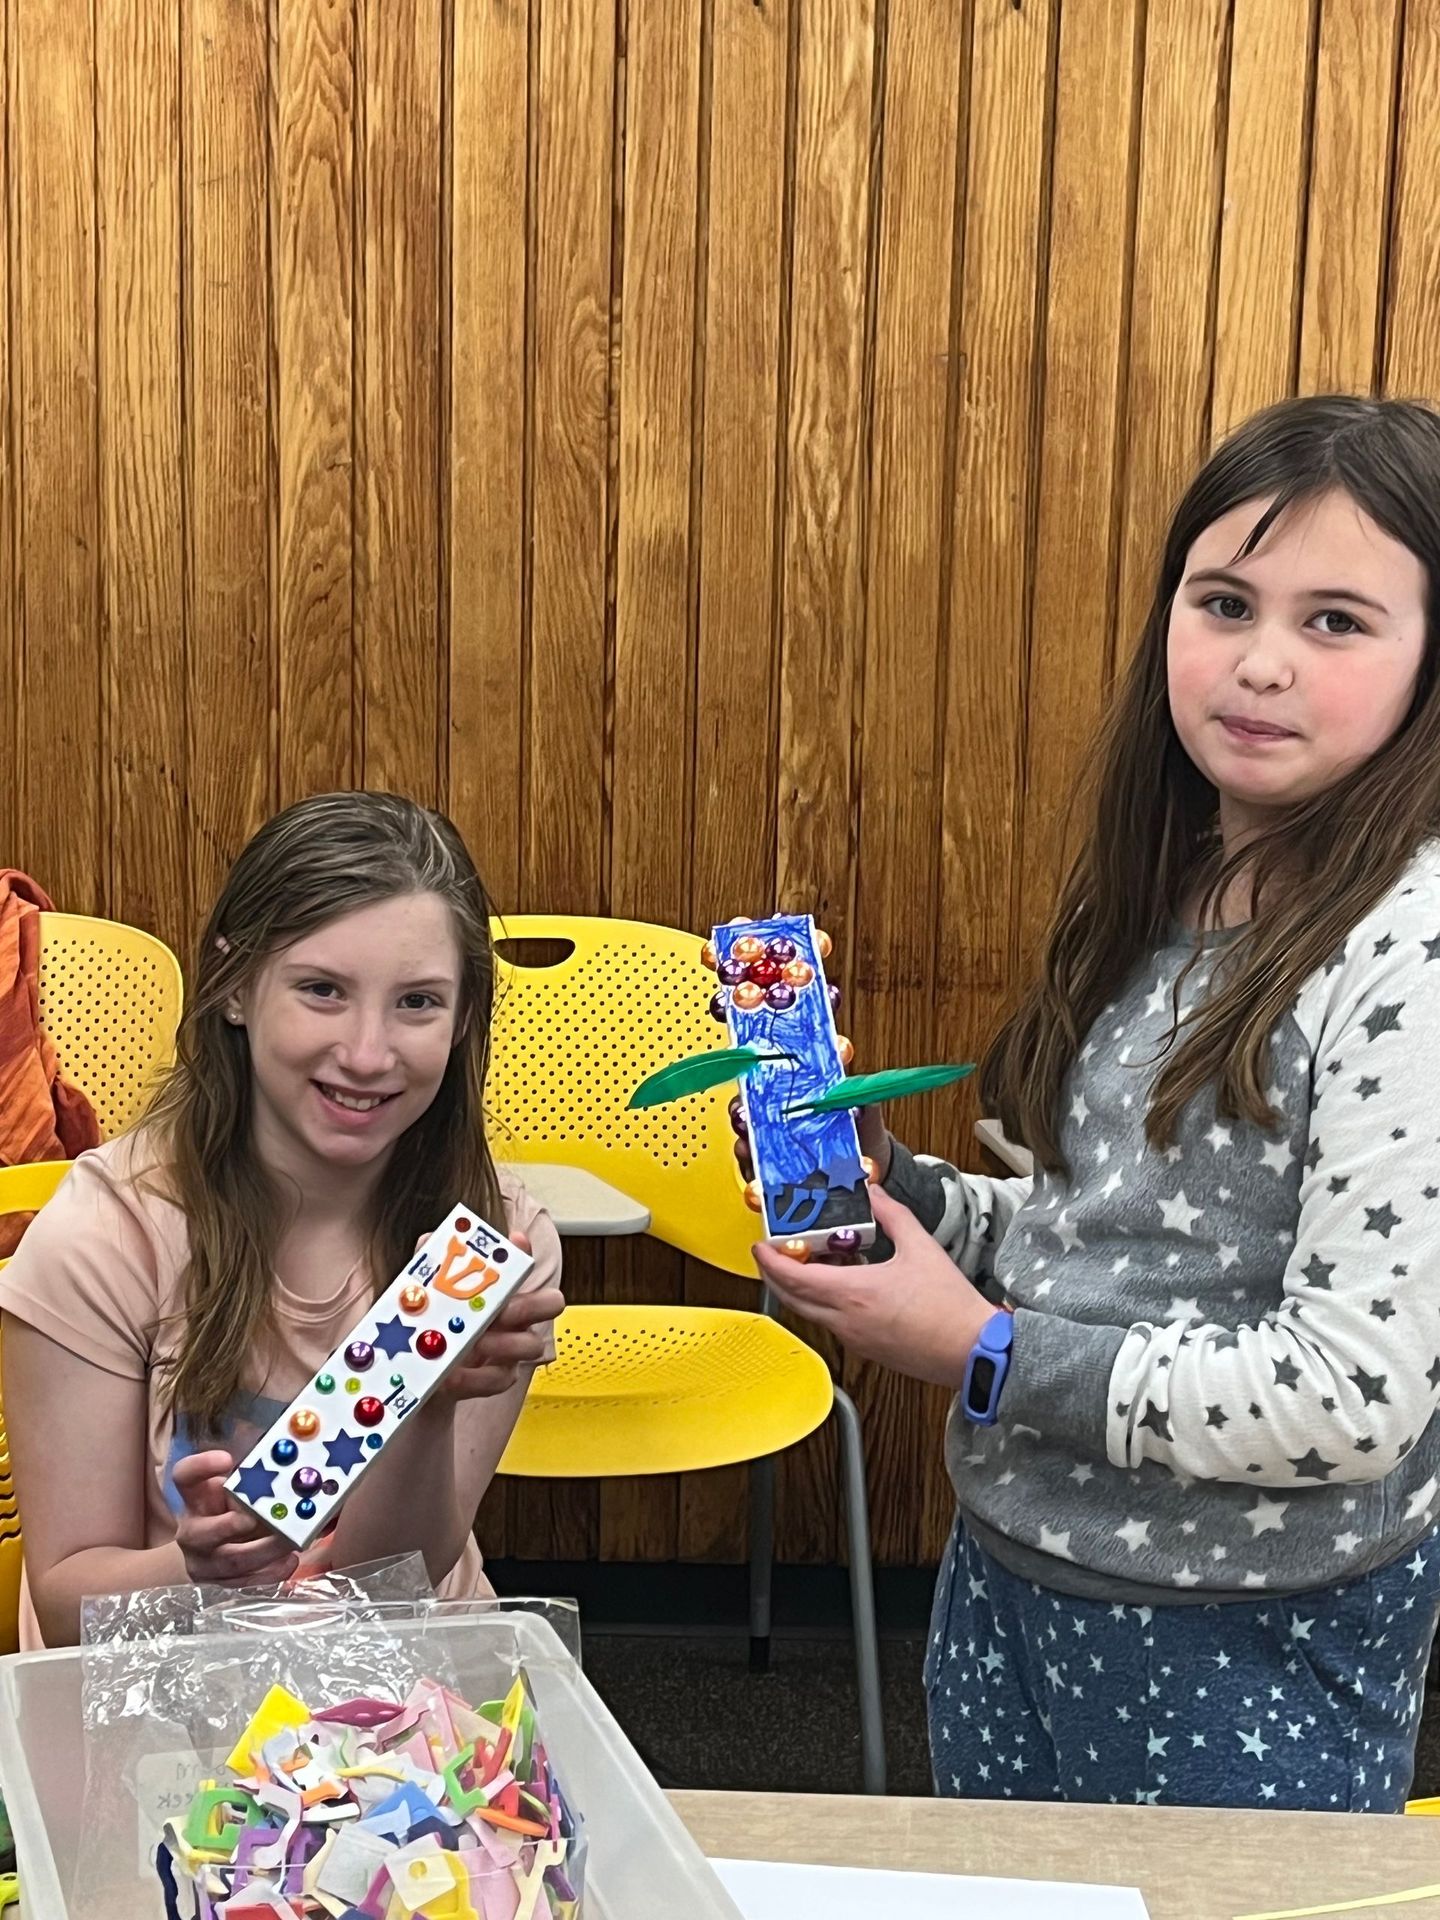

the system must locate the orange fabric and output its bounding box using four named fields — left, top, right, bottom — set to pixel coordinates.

left=0, top=871, right=101, bottom=1255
